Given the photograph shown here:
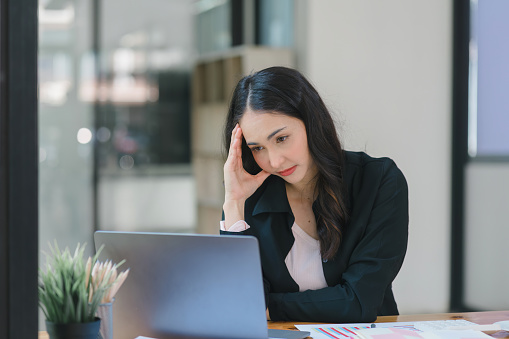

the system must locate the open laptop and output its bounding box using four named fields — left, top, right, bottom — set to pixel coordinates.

left=94, top=231, right=310, bottom=339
